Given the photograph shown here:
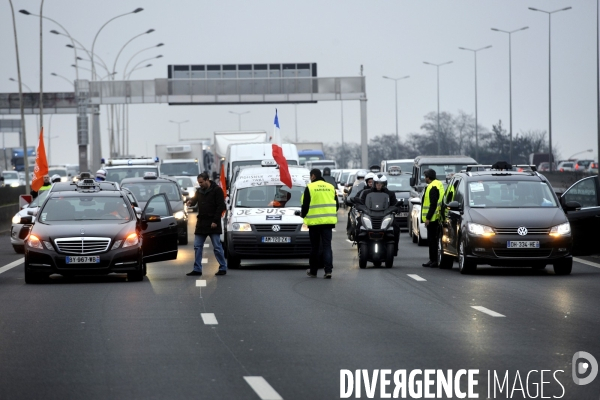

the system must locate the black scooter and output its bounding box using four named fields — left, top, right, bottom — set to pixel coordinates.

left=354, top=192, right=398, bottom=269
